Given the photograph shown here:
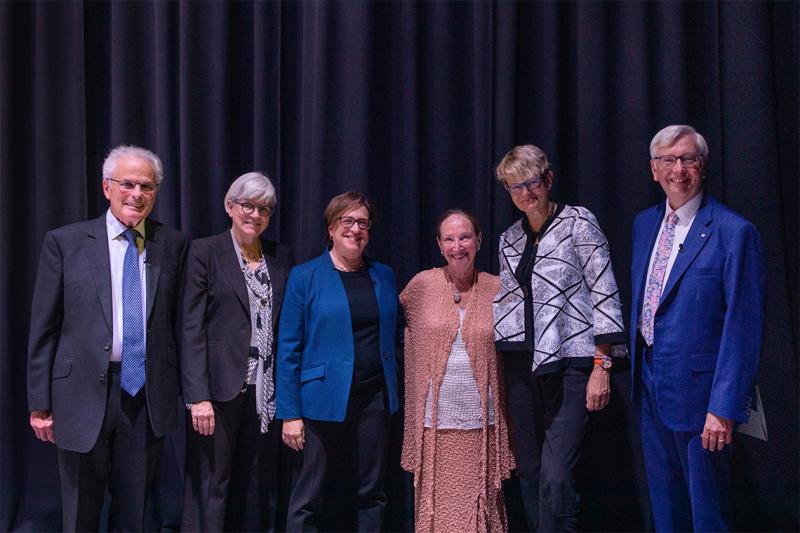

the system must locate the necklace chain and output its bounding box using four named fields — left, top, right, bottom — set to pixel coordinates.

left=533, top=201, right=557, bottom=245
left=241, top=241, right=263, bottom=263
left=445, top=267, right=477, bottom=304
left=331, top=250, right=364, bottom=272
